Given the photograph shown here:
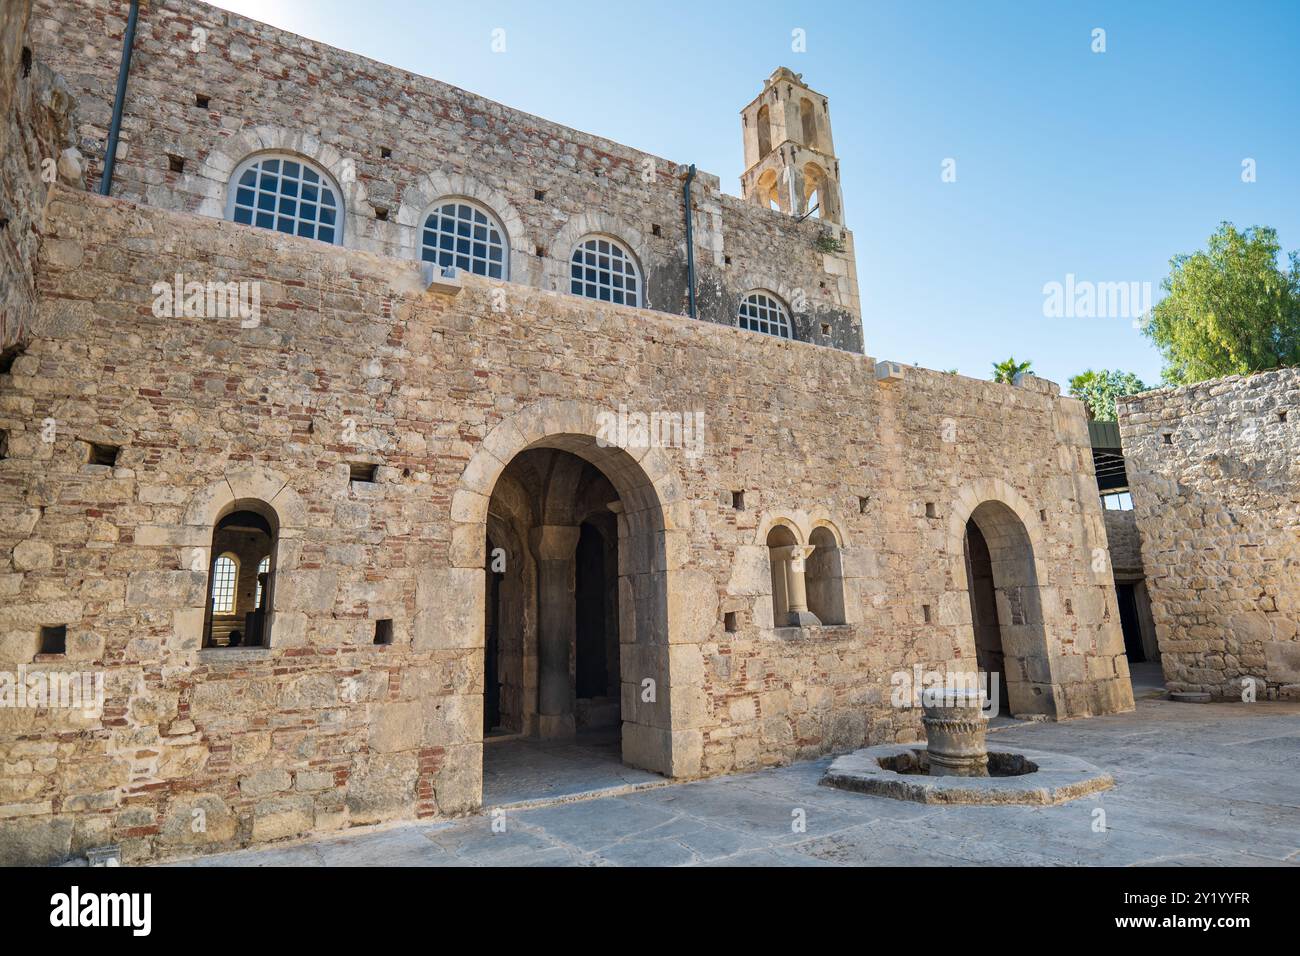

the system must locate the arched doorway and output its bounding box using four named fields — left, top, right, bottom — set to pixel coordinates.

left=961, top=500, right=1053, bottom=717
left=469, top=422, right=683, bottom=802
